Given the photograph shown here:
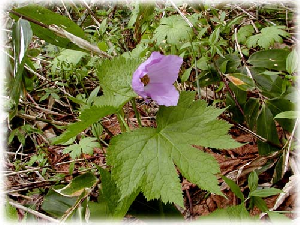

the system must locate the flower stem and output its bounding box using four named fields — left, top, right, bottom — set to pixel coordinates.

left=131, top=98, right=142, bottom=127
left=189, top=38, right=201, bottom=98
left=194, top=58, right=201, bottom=98
left=117, top=109, right=130, bottom=132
